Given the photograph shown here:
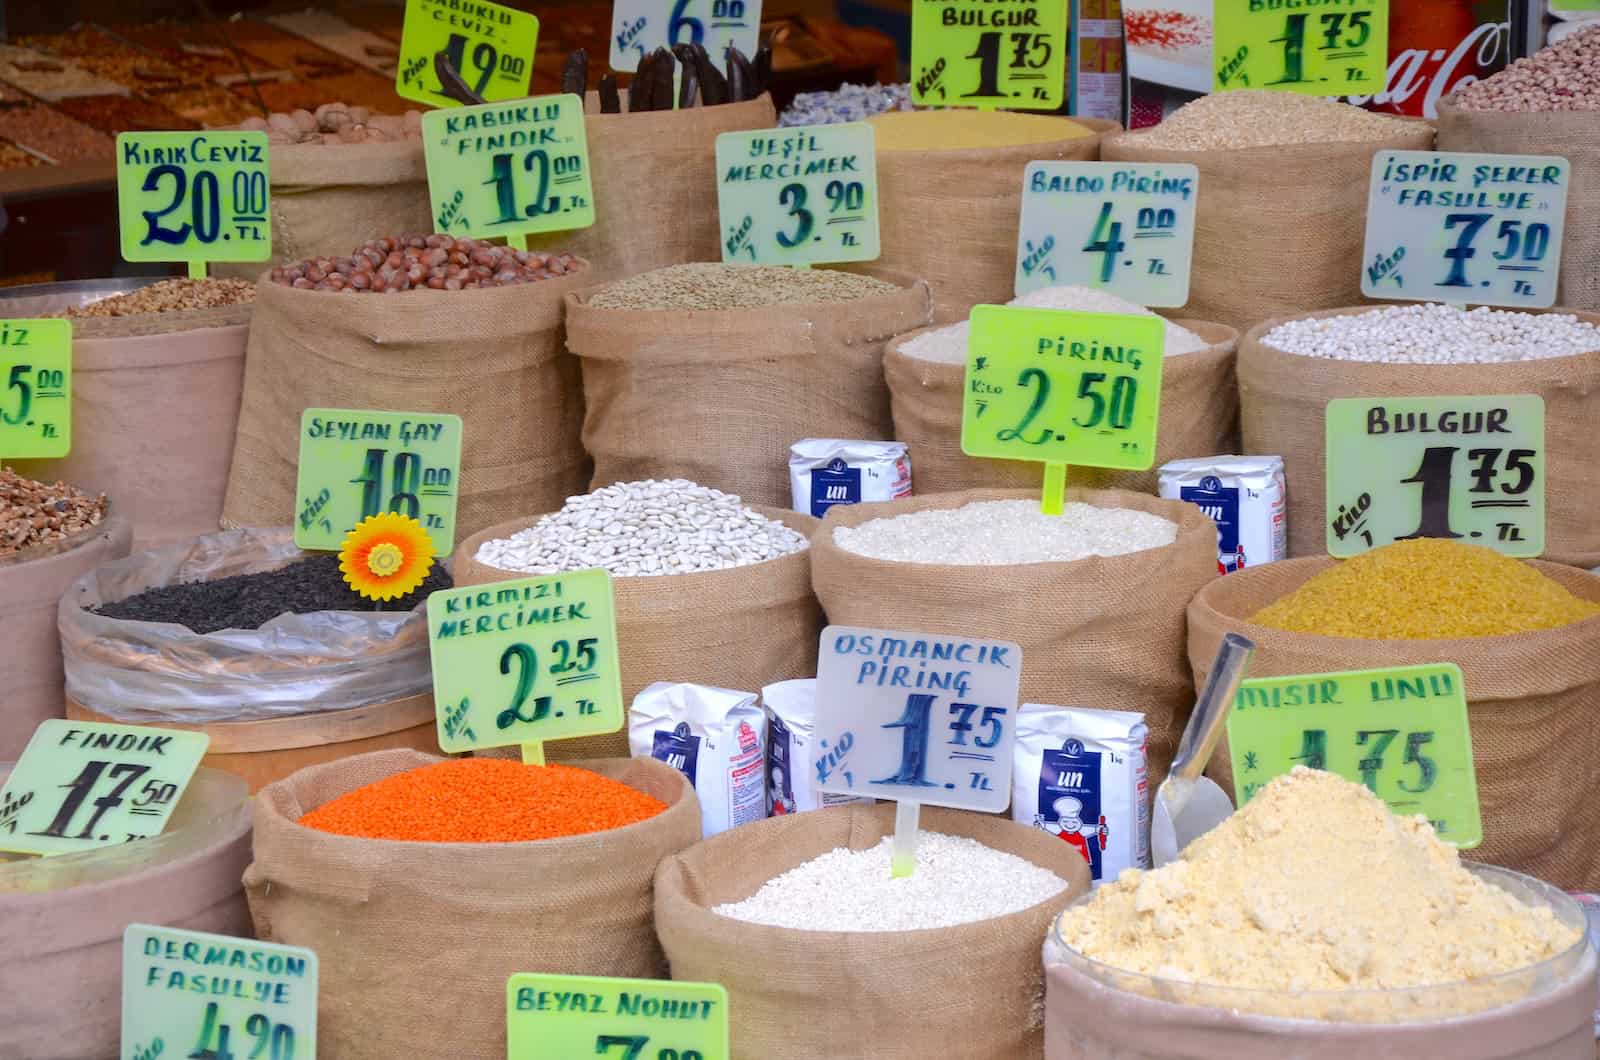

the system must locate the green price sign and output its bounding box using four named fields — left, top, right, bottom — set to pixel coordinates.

left=115, top=132, right=271, bottom=269
left=293, top=408, right=463, bottom=557
left=396, top=0, right=537, bottom=108
left=910, top=0, right=1068, bottom=109
left=427, top=569, right=624, bottom=755
left=1213, top=0, right=1389, bottom=94
left=508, top=974, right=728, bottom=1060
left=122, top=925, right=318, bottom=1060
left=714, top=124, right=879, bottom=266
left=421, top=94, right=595, bottom=245
left=1228, top=664, right=1481, bottom=848
left=610, top=0, right=764, bottom=73
left=1325, top=395, right=1544, bottom=558
left=0, top=318, right=70, bottom=458
left=0, top=719, right=209, bottom=857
